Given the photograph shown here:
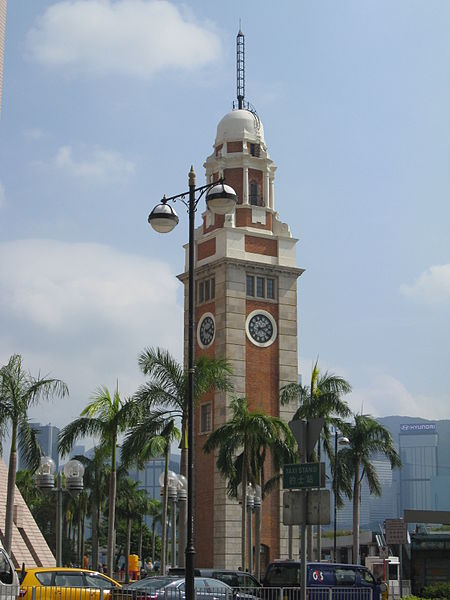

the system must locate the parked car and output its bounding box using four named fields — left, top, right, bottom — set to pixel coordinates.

left=19, top=567, right=121, bottom=600
left=0, top=543, right=19, bottom=599
left=154, top=577, right=259, bottom=600
left=115, top=576, right=180, bottom=600
left=167, top=569, right=261, bottom=590
left=262, top=561, right=388, bottom=600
